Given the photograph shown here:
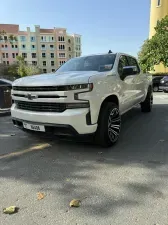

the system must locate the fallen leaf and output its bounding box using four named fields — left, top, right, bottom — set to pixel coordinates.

left=37, top=192, right=45, bottom=200
left=3, top=206, right=19, bottom=214
left=66, top=178, right=70, bottom=182
left=69, top=199, right=81, bottom=207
